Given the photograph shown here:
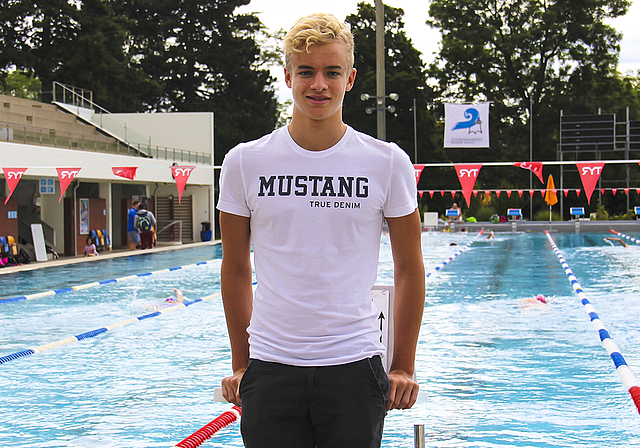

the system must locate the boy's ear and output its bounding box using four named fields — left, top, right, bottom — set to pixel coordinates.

left=345, top=68, right=357, bottom=92
left=284, top=67, right=292, bottom=88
